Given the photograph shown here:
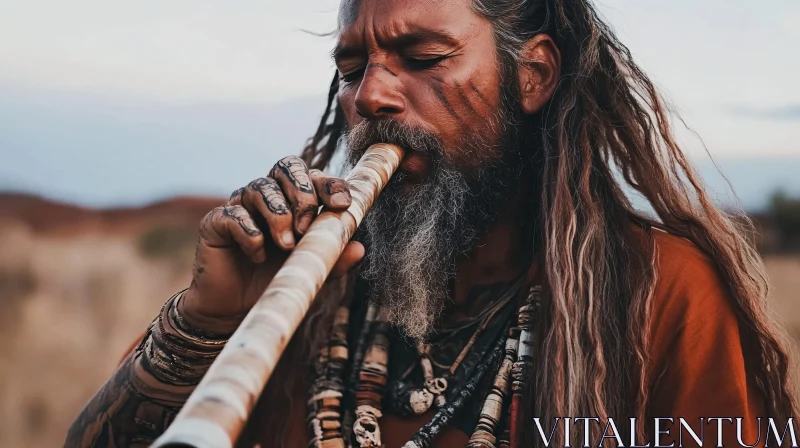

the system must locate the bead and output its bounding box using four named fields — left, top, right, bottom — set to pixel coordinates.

left=307, top=302, right=351, bottom=448
left=468, top=332, right=519, bottom=448
left=510, top=287, right=539, bottom=448
left=409, top=388, right=434, bottom=414
left=353, top=313, right=391, bottom=447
